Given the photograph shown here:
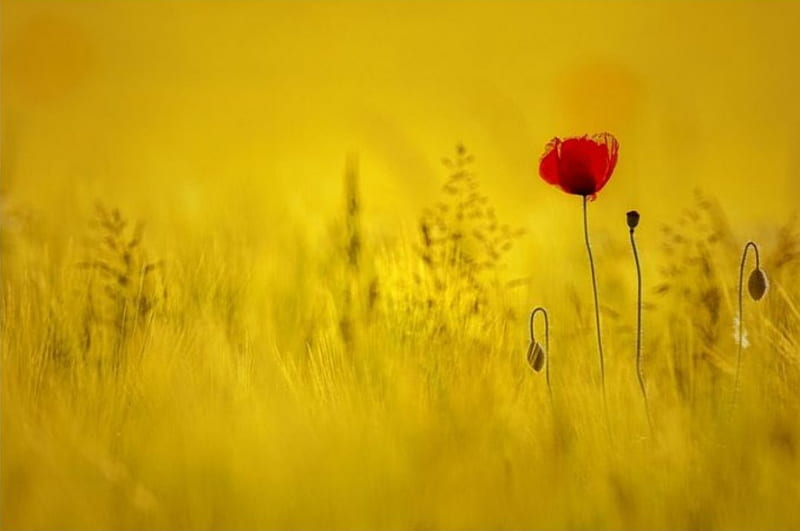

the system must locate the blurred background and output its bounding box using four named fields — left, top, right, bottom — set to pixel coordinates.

left=5, top=4, right=800, bottom=528
left=3, top=0, right=800, bottom=258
